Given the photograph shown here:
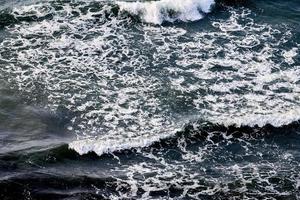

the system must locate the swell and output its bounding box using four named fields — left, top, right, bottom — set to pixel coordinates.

left=1, top=171, right=297, bottom=200
left=0, top=173, right=117, bottom=200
